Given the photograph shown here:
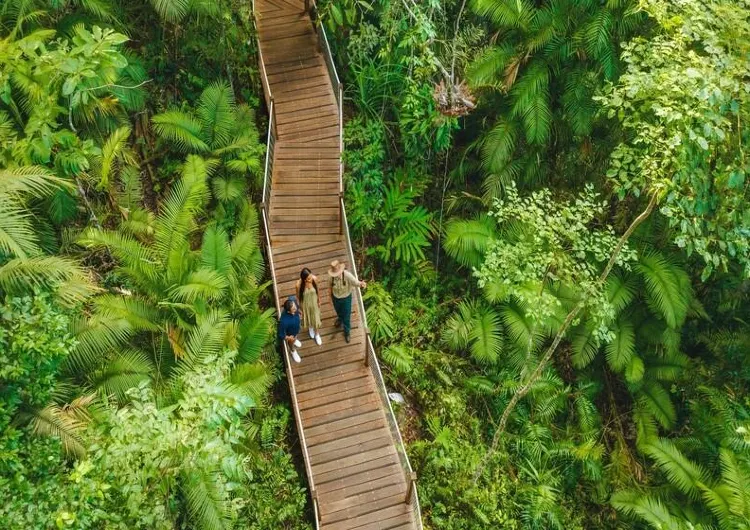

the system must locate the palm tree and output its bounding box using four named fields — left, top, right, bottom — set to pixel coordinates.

left=613, top=438, right=750, bottom=529
left=467, top=0, right=643, bottom=197
left=74, top=154, right=272, bottom=400
left=0, top=166, right=93, bottom=303
left=442, top=211, right=697, bottom=447
left=152, top=81, right=263, bottom=194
